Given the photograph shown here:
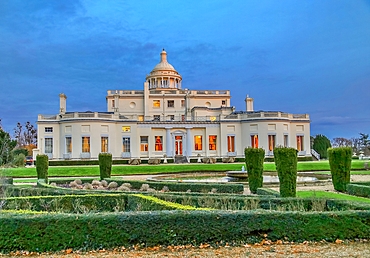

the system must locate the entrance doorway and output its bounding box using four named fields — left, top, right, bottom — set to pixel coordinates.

left=175, top=135, right=183, bottom=155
